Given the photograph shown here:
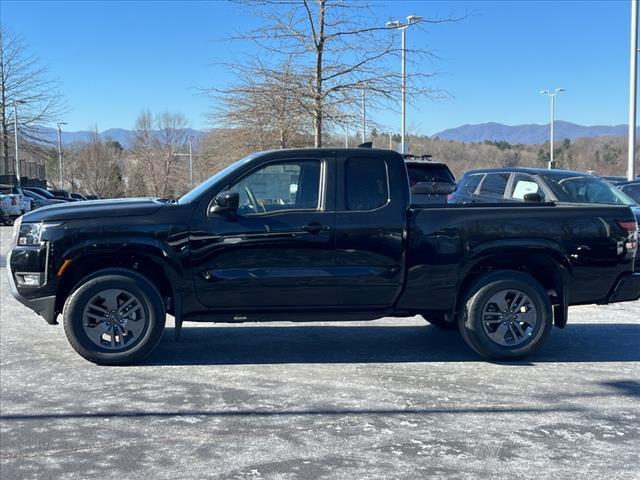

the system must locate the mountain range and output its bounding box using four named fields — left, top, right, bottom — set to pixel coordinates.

left=433, top=121, right=631, bottom=144
left=35, top=126, right=204, bottom=149
left=35, top=121, right=632, bottom=148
